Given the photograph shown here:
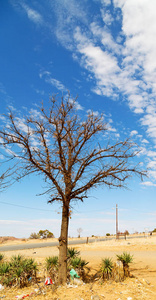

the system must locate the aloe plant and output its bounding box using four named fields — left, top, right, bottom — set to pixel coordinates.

left=116, top=252, right=133, bottom=277
left=100, top=257, right=113, bottom=280
left=70, top=256, right=89, bottom=280
left=0, top=262, right=10, bottom=275
left=67, top=247, right=80, bottom=259
left=0, top=255, right=38, bottom=287
left=45, top=256, right=58, bottom=281
left=0, top=253, right=4, bottom=262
